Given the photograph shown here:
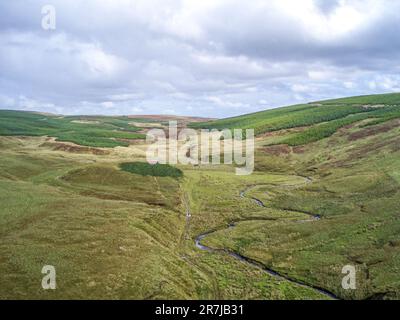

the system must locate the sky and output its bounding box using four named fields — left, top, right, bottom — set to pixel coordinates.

left=1, top=0, right=400, bottom=117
